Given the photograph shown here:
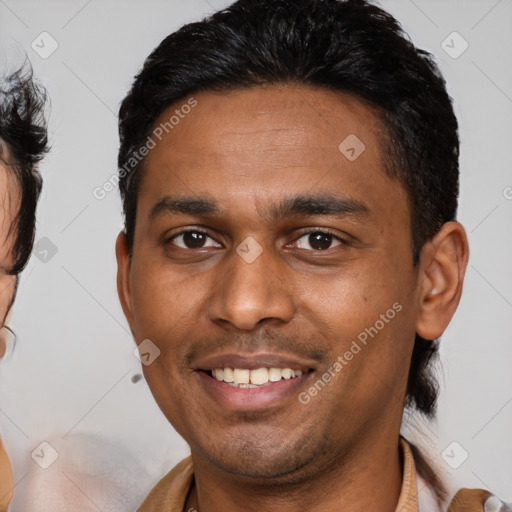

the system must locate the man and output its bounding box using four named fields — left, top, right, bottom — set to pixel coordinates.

left=0, top=63, right=47, bottom=510
left=115, top=0, right=508, bottom=510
